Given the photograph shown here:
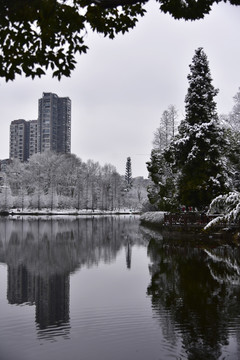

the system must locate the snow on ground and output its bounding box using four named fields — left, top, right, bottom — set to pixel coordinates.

left=4, top=208, right=140, bottom=216
left=140, top=211, right=166, bottom=225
